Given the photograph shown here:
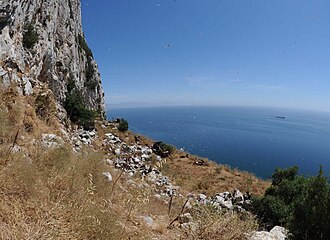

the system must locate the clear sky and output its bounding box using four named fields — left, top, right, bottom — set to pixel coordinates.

left=81, top=0, right=330, bottom=111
